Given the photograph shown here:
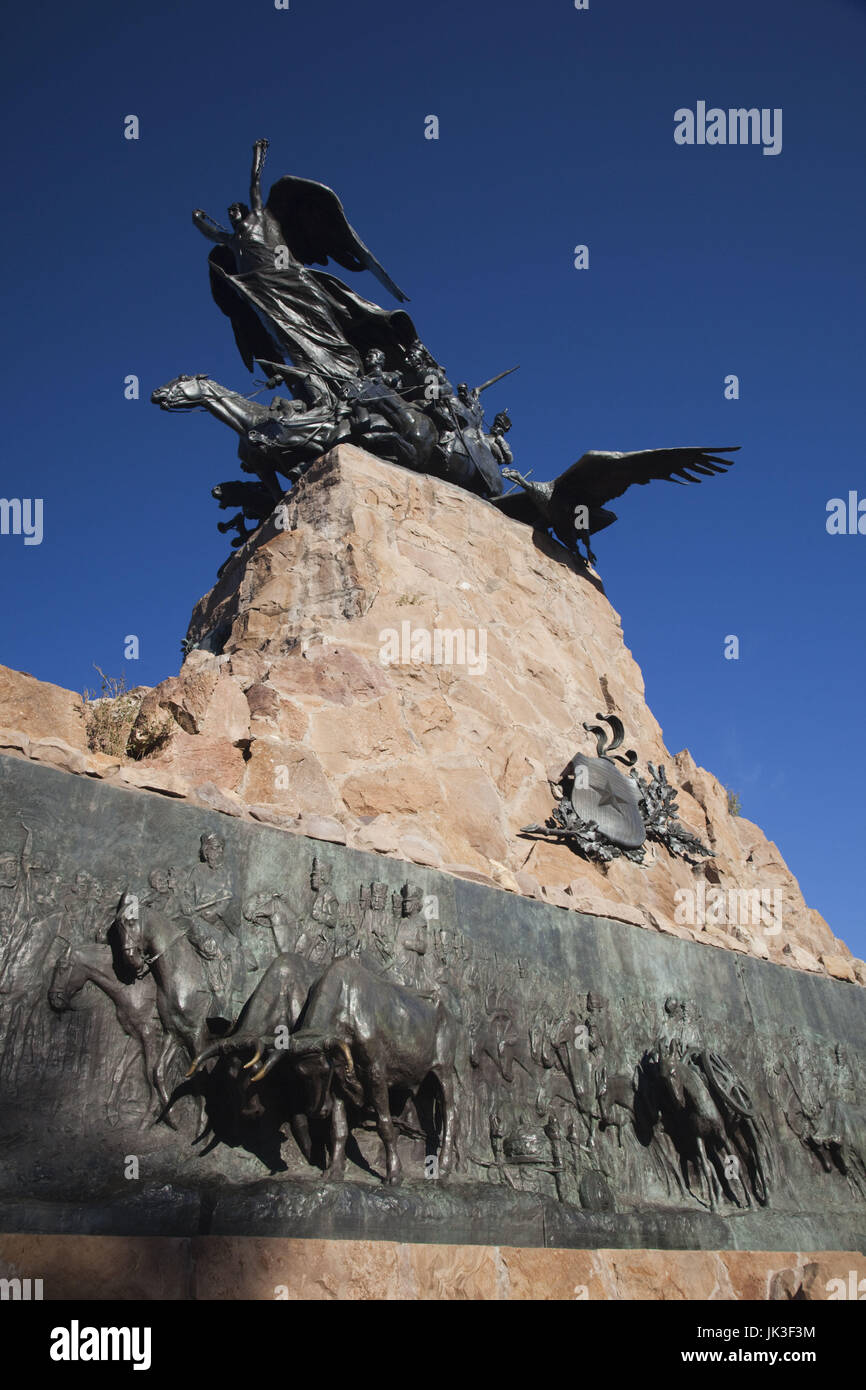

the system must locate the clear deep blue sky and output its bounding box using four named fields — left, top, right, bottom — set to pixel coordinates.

left=1, top=0, right=864, bottom=953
